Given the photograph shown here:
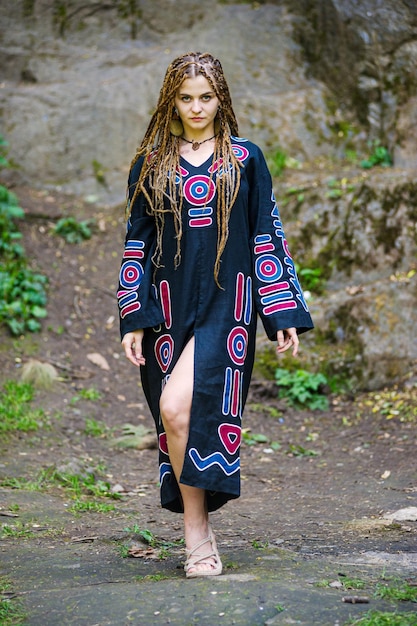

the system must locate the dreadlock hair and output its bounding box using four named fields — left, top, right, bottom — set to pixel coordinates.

left=128, top=51, right=242, bottom=287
